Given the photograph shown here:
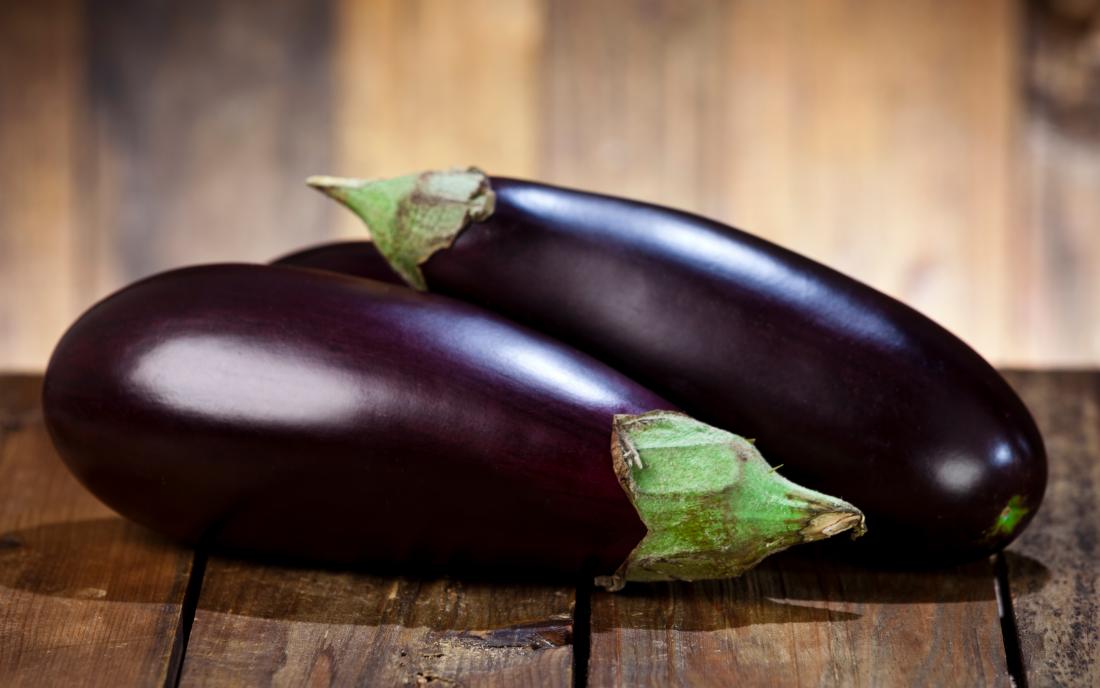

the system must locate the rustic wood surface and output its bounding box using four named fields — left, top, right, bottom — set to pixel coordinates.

left=81, top=0, right=335, bottom=304
left=2, top=0, right=1099, bottom=370
left=0, top=375, right=195, bottom=686
left=333, top=0, right=542, bottom=231
left=0, top=0, right=82, bottom=370
left=1, top=371, right=1096, bottom=686
left=1003, top=371, right=1100, bottom=688
left=181, top=558, right=574, bottom=687
left=588, top=550, right=1010, bottom=687
left=539, top=0, right=1017, bottom=365
left=1018, top=0, right=1100, bottom=364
